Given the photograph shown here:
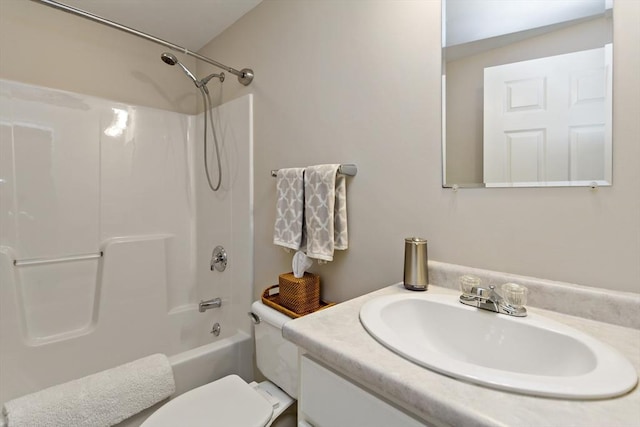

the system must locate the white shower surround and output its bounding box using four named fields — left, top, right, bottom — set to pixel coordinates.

left=0, top=79, right=254, bottom=408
